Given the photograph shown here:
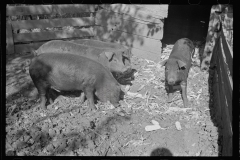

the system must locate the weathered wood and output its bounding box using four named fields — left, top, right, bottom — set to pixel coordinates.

left=95, top=10, right=163, bottom=39
left=13, top=28, right=95, bottom=43
left=135, top=5, right=168, bottom=18
left=52, top=4, right=96, bottom=14
left=6, top=21, right=15, bottom=54
left=95, top=27, right=162, bottom=54
left=220, top=30, right=233, bottom=77
left=14, top=42, right=46, bottom=54
left=100, top=4, right=164, bottom=24
left=6, top=4, right=96, bottom=16
left=11, top=17, right=95, bottom=30
left=218, top=44, right=232, bottom=120
left=7, top=5, right=53, bottom=16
